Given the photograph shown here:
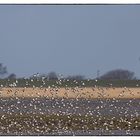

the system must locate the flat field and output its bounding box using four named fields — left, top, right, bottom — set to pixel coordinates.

left=0, top=87, right=140, bottom=99
left=0, top=85, right=140, bottom=135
